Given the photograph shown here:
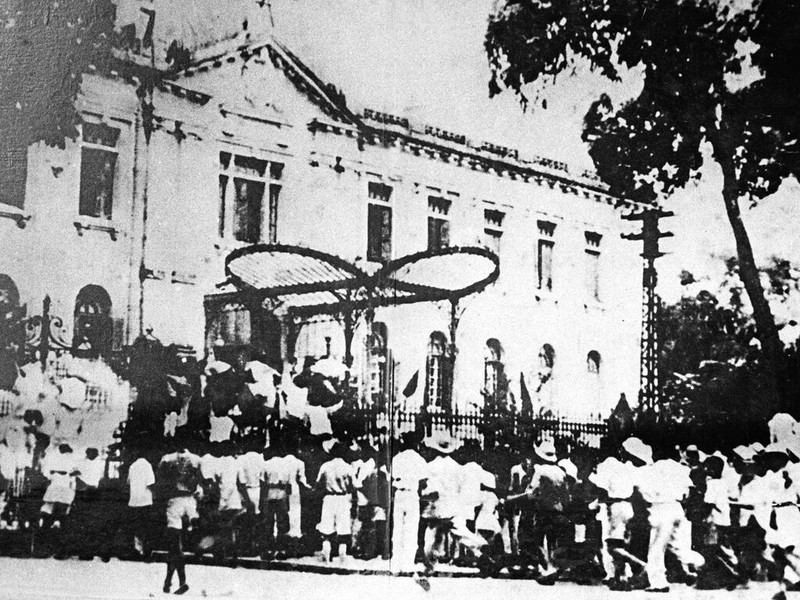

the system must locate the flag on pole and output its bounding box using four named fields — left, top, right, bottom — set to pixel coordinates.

left=402, top=370, right=419, bottom=398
